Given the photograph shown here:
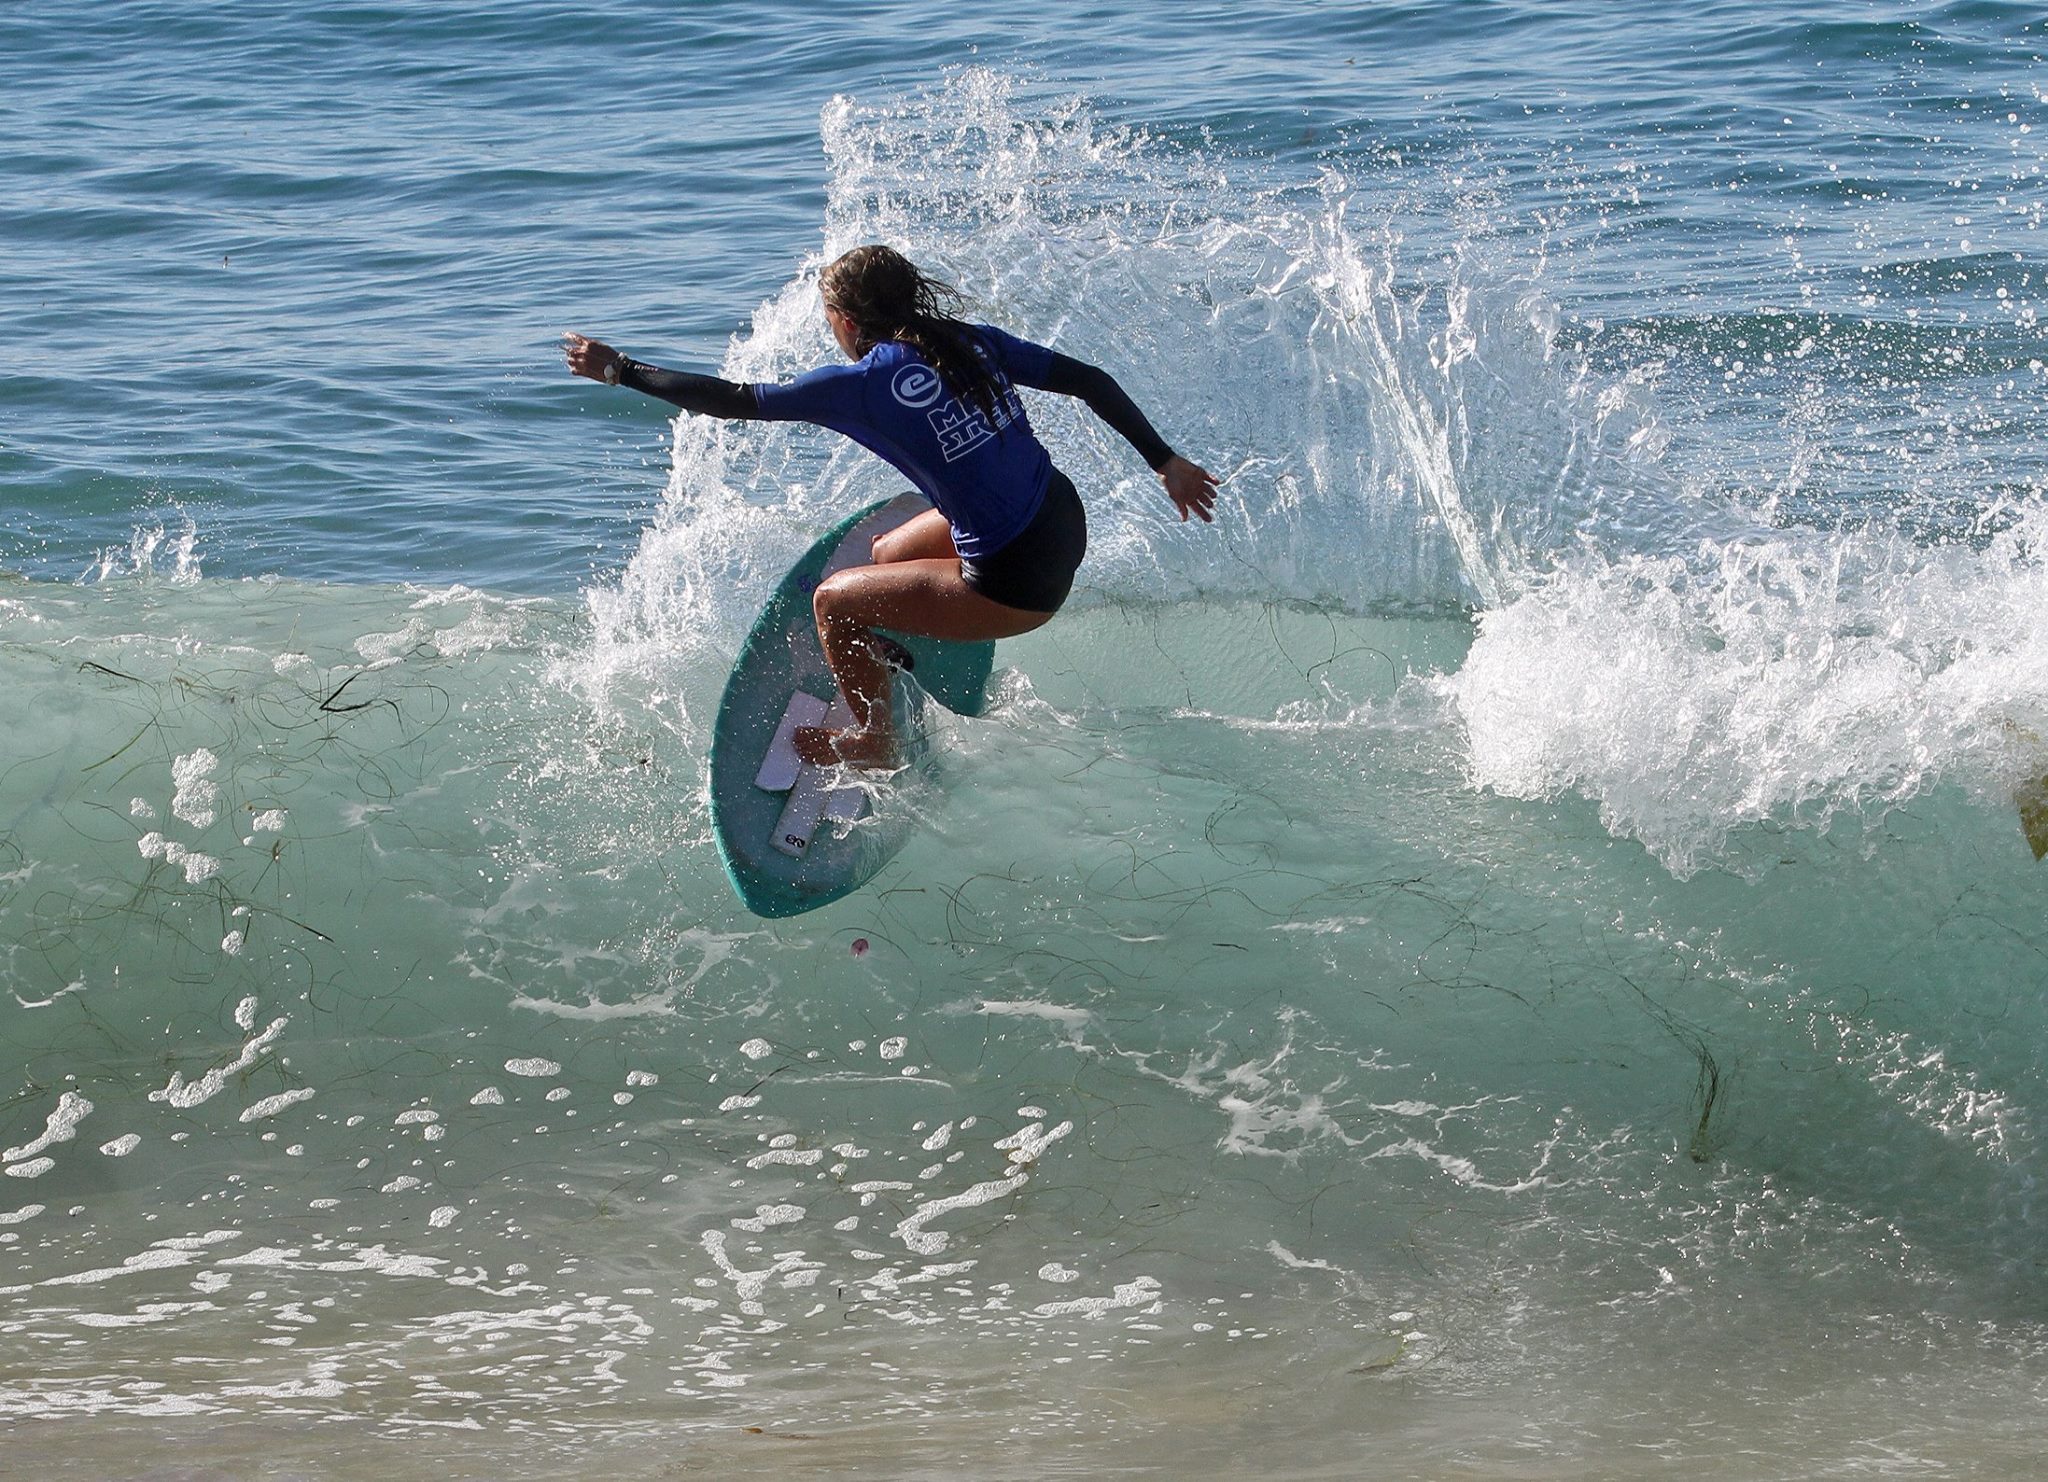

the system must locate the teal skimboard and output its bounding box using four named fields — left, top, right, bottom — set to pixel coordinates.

left=707, top=494, right=996, bottom=918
